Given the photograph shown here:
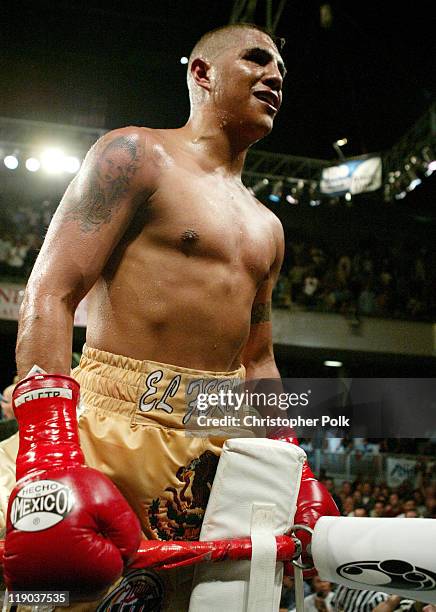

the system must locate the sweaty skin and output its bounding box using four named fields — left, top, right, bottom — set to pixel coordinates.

left=16, top=28, right=286, bottom=380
